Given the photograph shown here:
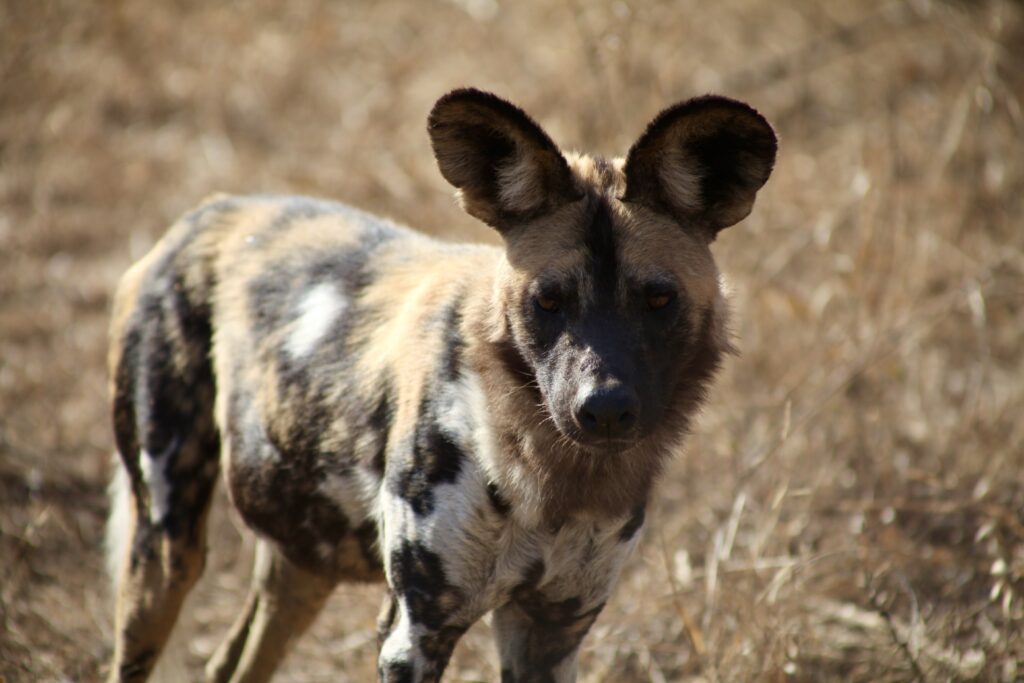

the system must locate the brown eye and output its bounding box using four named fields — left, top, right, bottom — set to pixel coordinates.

left=536, top=295, right=560, bottom=312
left=647, top=293, right=672, bottom=310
